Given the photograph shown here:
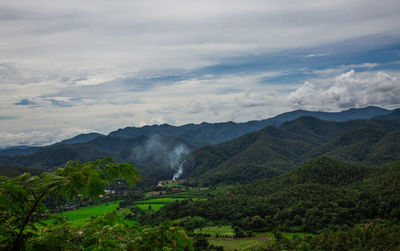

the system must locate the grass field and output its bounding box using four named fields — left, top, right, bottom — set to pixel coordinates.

left=194, top=225, right=234, bottom=237
left=62, top=201, right=137, bottom=226
left=195, top=225, right=313, bottom=250
left=134, top=197, right=187, bottom=203
left=208, top=237, right=271, bottom=251
left=135, top=203, right=165, bottom=211
left=132, top=197, right=207, bottom=211
left=61, top=196, right=207, bottom=225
